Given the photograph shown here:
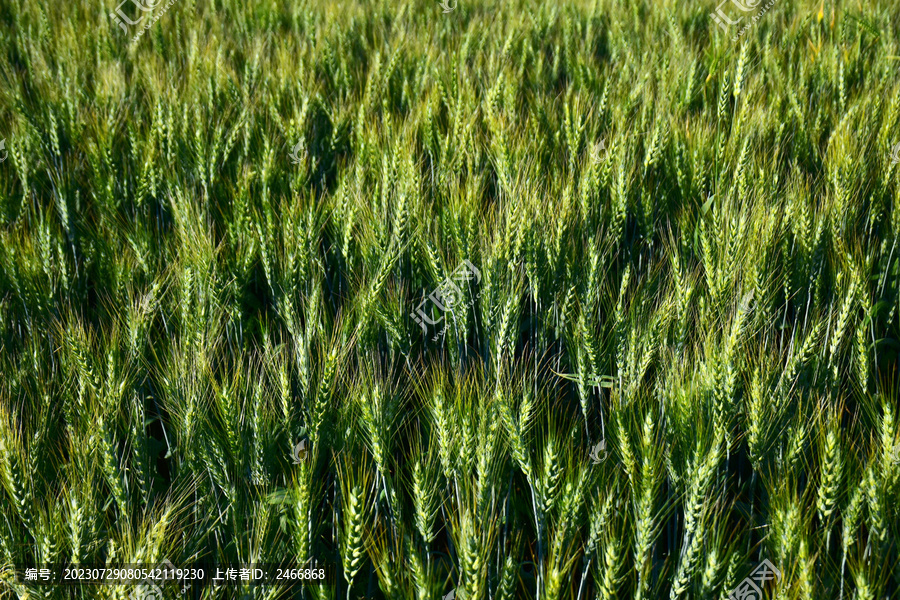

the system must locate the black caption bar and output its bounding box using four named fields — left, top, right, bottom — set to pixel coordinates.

left=14, top=563, right=334, bottom=587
